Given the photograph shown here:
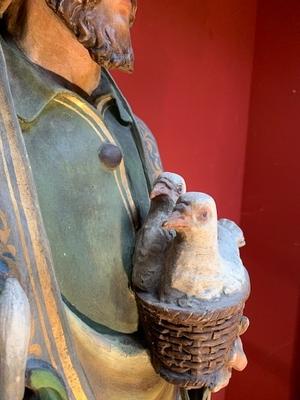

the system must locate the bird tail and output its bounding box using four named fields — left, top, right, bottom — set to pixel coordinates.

left=218, top=219, right=246, bottom=248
